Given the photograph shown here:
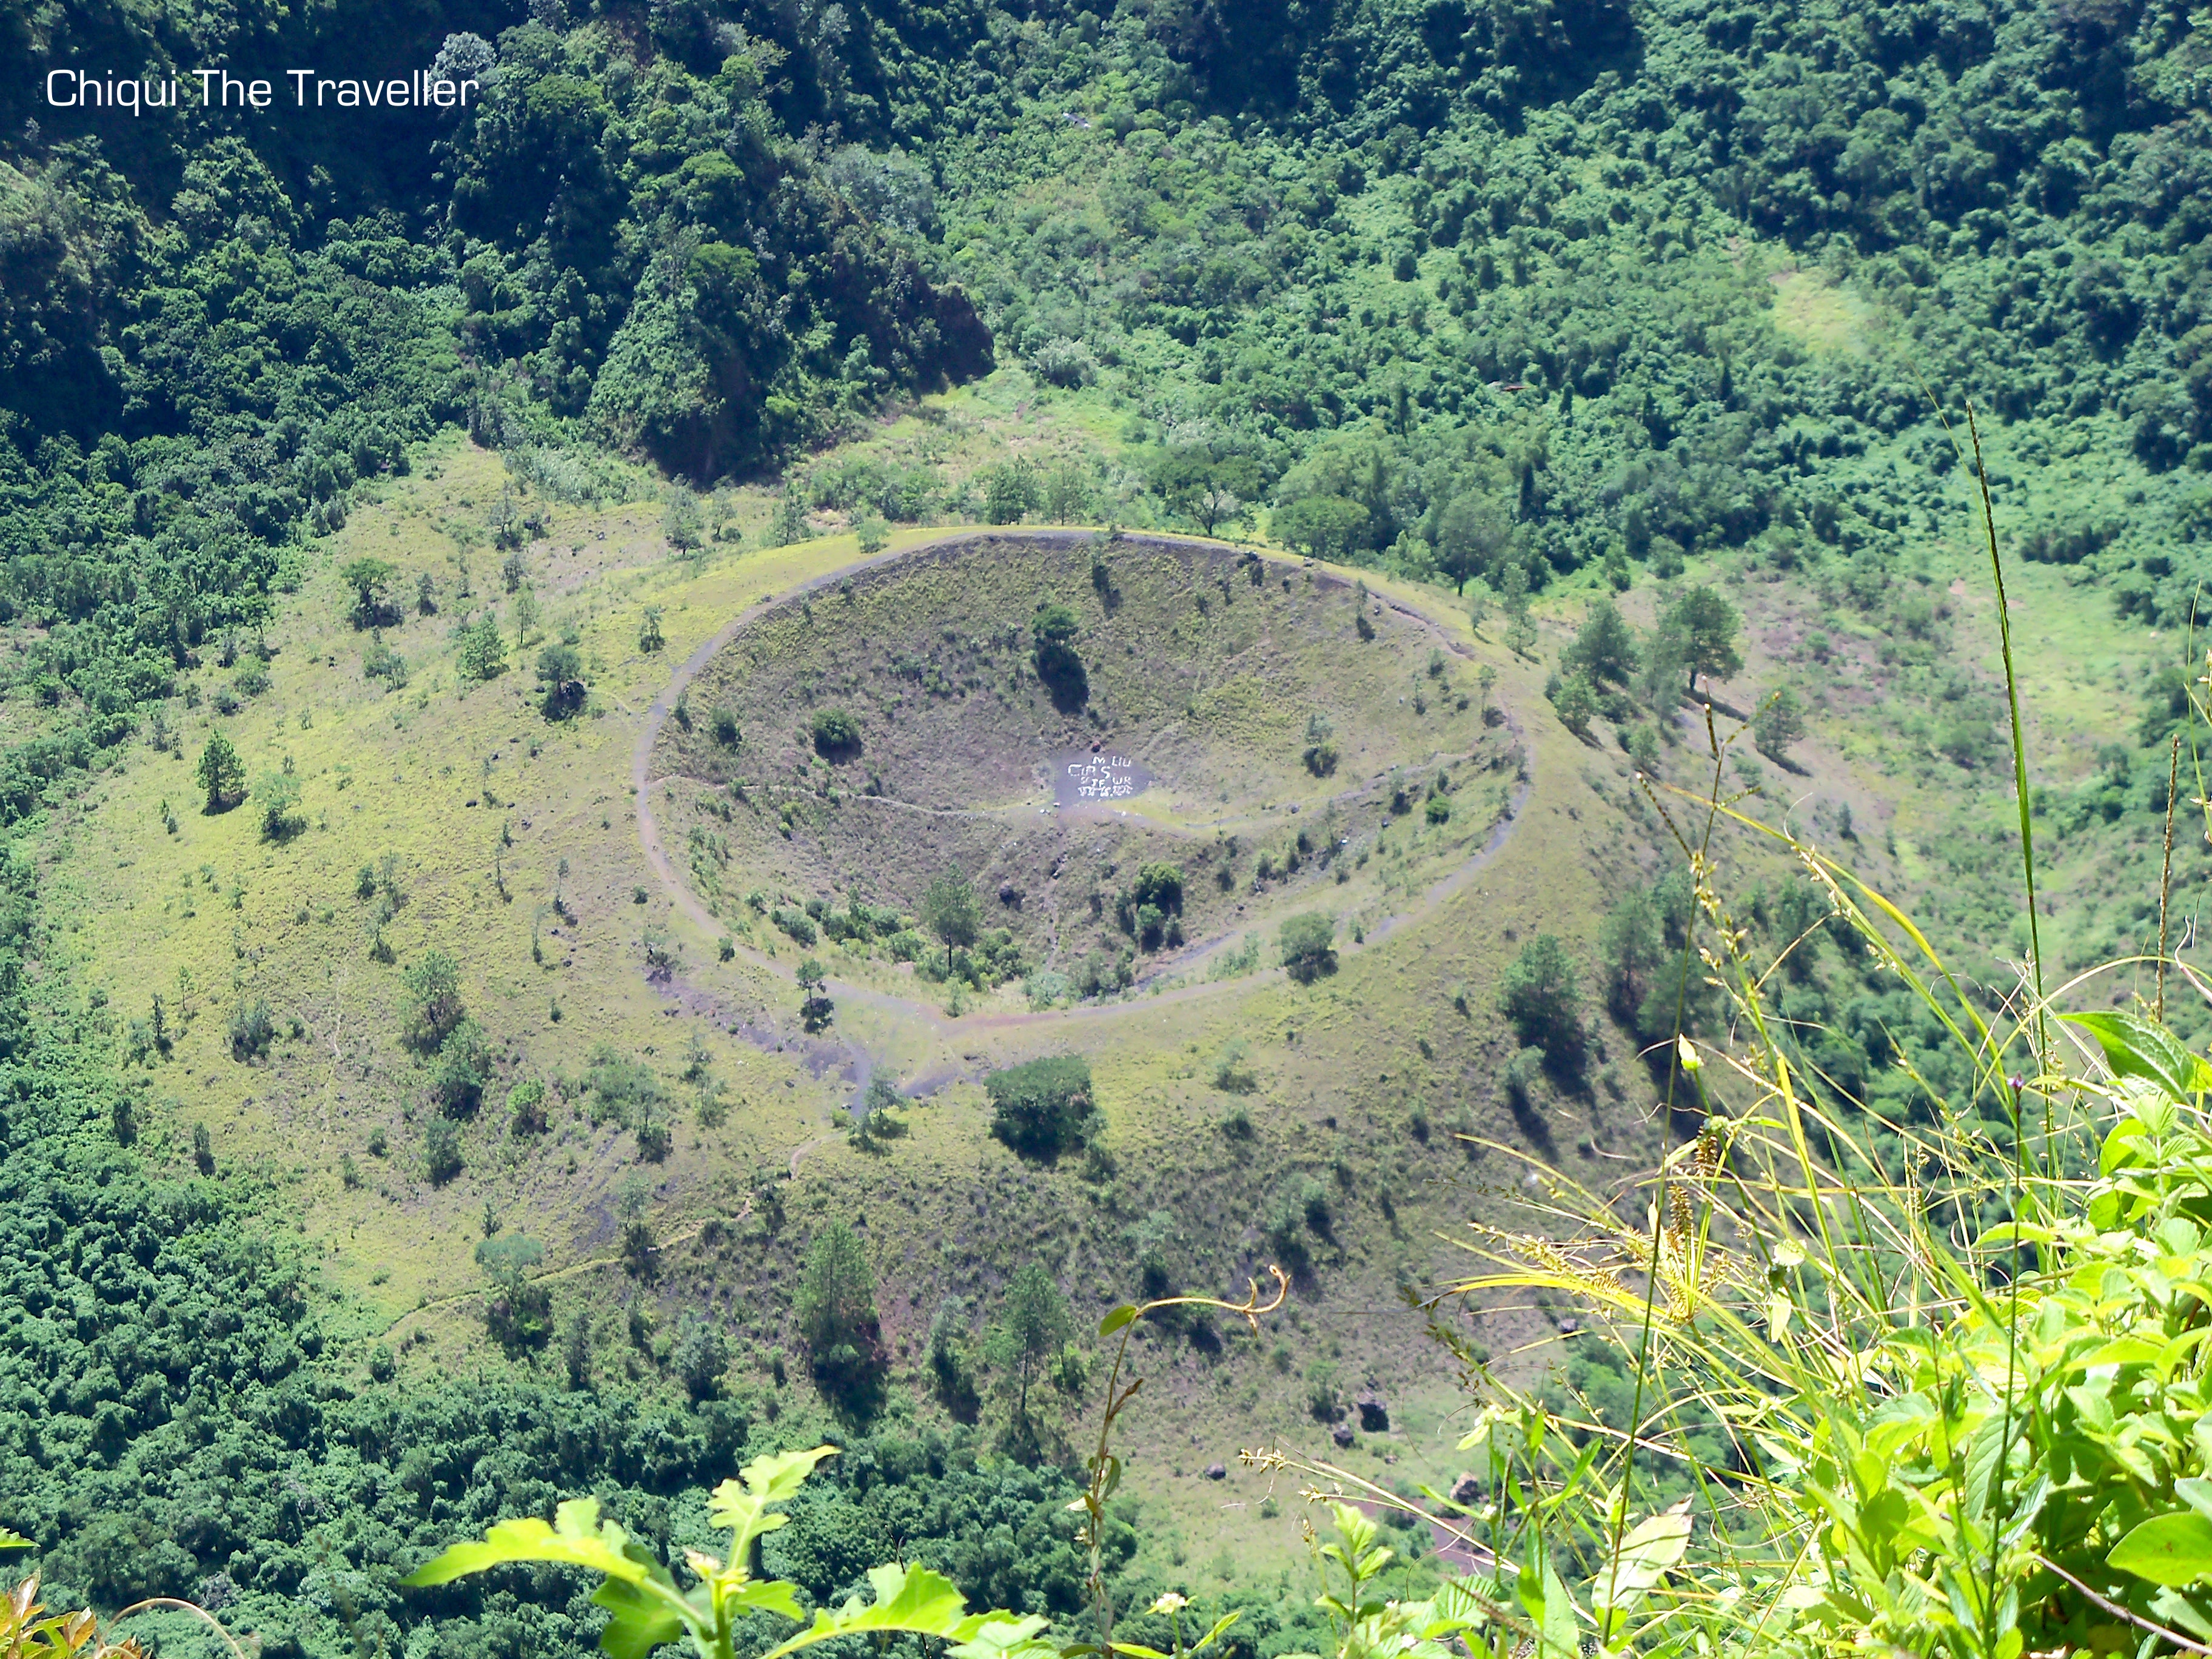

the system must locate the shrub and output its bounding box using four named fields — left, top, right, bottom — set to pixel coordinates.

left=709, top=706, right=741, bottom=748
left=476, top=1235, right=549, bottom=1353
left=228, top=998, right=274, bottom=1062
left=1133, top=861, right=1184, bottom=911
left=1212, top=1041, right=1258, bottom=1093
left=1280, top=912, right=1337, bottom=982
left=363, top=638, right=410, bottom=688
left=796, top=1221, right=883, bottom=1412
left=1753, top=685, right=1808, bottom=760
left=1552, top=670, right=1598, bottom=736
left=585, top=1044, right=660, bottom=1124
left=1502, top=1045, right=1545, bottom=1108
left=508, top=1077, right=548, bottom=1134
left=536, top=643, right=585, bottom=719
left=928, top=1296, right=981, bottom=1423
left=196, top=732, right=246, bottom=813
left=432, top=1019, right=491, bottom=1116
left=1498, top=933, right=1585, bottom=1070
left=1302, top=711, right=1339, bottom=776
left=771, top=905, right=818, bottom=947
left=1267, top=1179, right=1321, bottom=1270
left=423, top=1118, right=463, bottom=1184
left=256, top=769, right=303, bottom=841
left=985, top=1054, right=1096, bottom=1161
left=455, top=616, right=507, bottom=680
left=662, top=486, right=704, bottom=552
left=341, top=557, right=399, bottom=628
left=671, top=1312, right=728, bottom=1401
left=403, top=948, right=466, bottom=1050
left=810, top=708, right=861, bottom=758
